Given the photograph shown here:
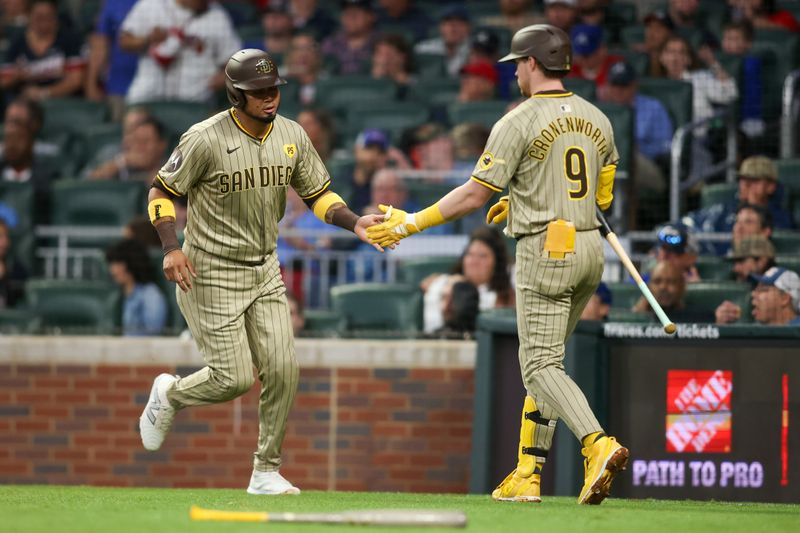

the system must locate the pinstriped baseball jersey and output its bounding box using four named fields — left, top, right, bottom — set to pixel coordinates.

left=156, top=109, right=329, bottom=262
left=471, top=90, right=618, bottom=237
